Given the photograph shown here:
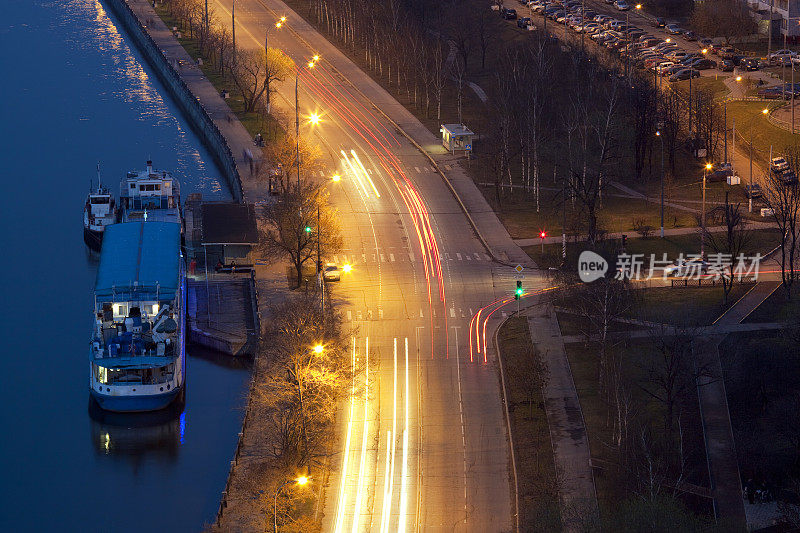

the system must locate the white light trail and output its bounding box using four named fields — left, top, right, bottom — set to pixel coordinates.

left=340, top=150, right=370, bottom=198
left=350, top=150, right=381, bottom=198
left=334, top=338, right=358, bottom=533
left=380, top=339, right=399, bottom=533
left=398, top=337, right=410, bottom=533
left=352, top=337, right=369, bottom=533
